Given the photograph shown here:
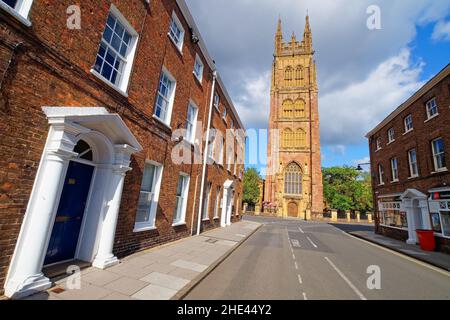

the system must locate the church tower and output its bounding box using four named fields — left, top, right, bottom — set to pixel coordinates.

left=265, top=15, right=324, bottom=218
